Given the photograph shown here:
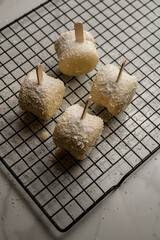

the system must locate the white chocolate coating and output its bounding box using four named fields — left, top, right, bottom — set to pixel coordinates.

left=18, top=69, right=65, bottom=120
left=53, top=104, right=104, bottom=160
left=55, top=30, right=99, bottom=76
left=90, top=64, right=138, bottom=115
